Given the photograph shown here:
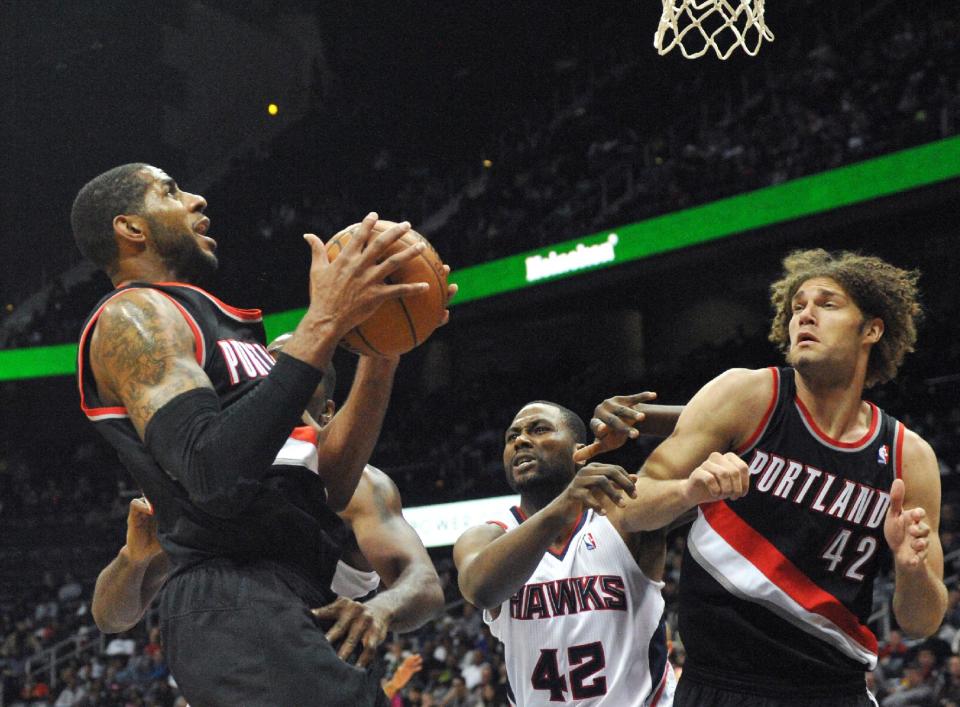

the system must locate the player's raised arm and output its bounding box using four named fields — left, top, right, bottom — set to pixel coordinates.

left=887, top=431, right=947, bottom=637
left=454, top=462, right=636, bottom=609
left=313, top=469, right=444, bottom=666
left=575, top=392, right=684, bottom=461
left=92, top=215, right=427, bottom=518
left=611, top=368, right=774, bottom=532
left=313, top=357, right=400, bottom=511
